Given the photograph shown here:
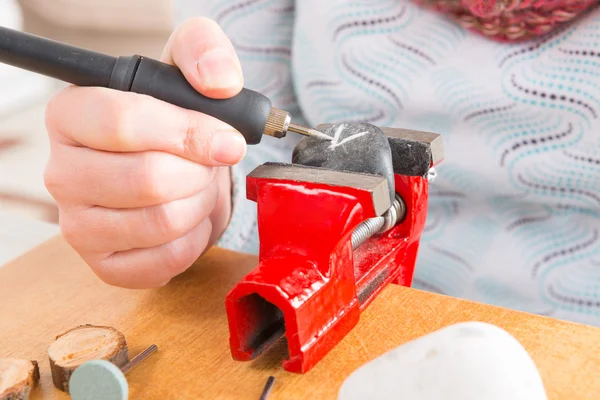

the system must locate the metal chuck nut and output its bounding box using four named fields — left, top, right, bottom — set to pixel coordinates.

left=263, top=108, right=291, bottom=138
